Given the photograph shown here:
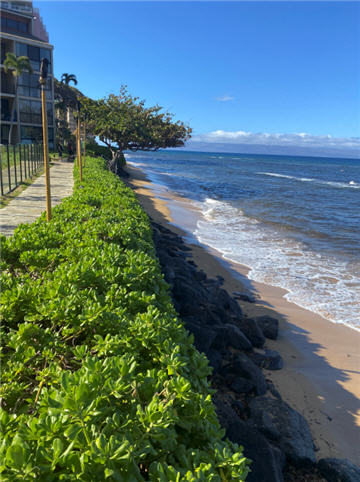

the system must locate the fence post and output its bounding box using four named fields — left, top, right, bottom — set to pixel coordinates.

left=13, top=144, right=18, bottom=188
left=27, top=145, right=30, bottom=178
left=33, top=144, right=35, bottom=174
left=24, top=145, right=28, bottom=179
left=7, top=144, right=11, bottom=192
left=19, top=143, right=23, bottom=183
left=29, top=144, right=32, bottom=175
left=0, top=148, right=3, bottom=196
